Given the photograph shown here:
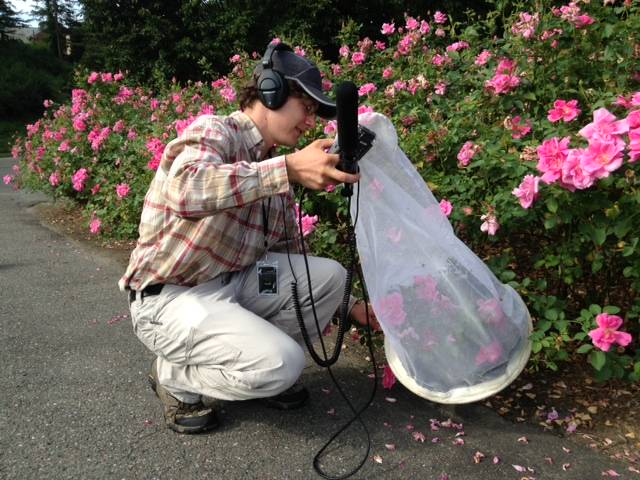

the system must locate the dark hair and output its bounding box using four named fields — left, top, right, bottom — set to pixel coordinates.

left=238, top=77, right=313, bottom=110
